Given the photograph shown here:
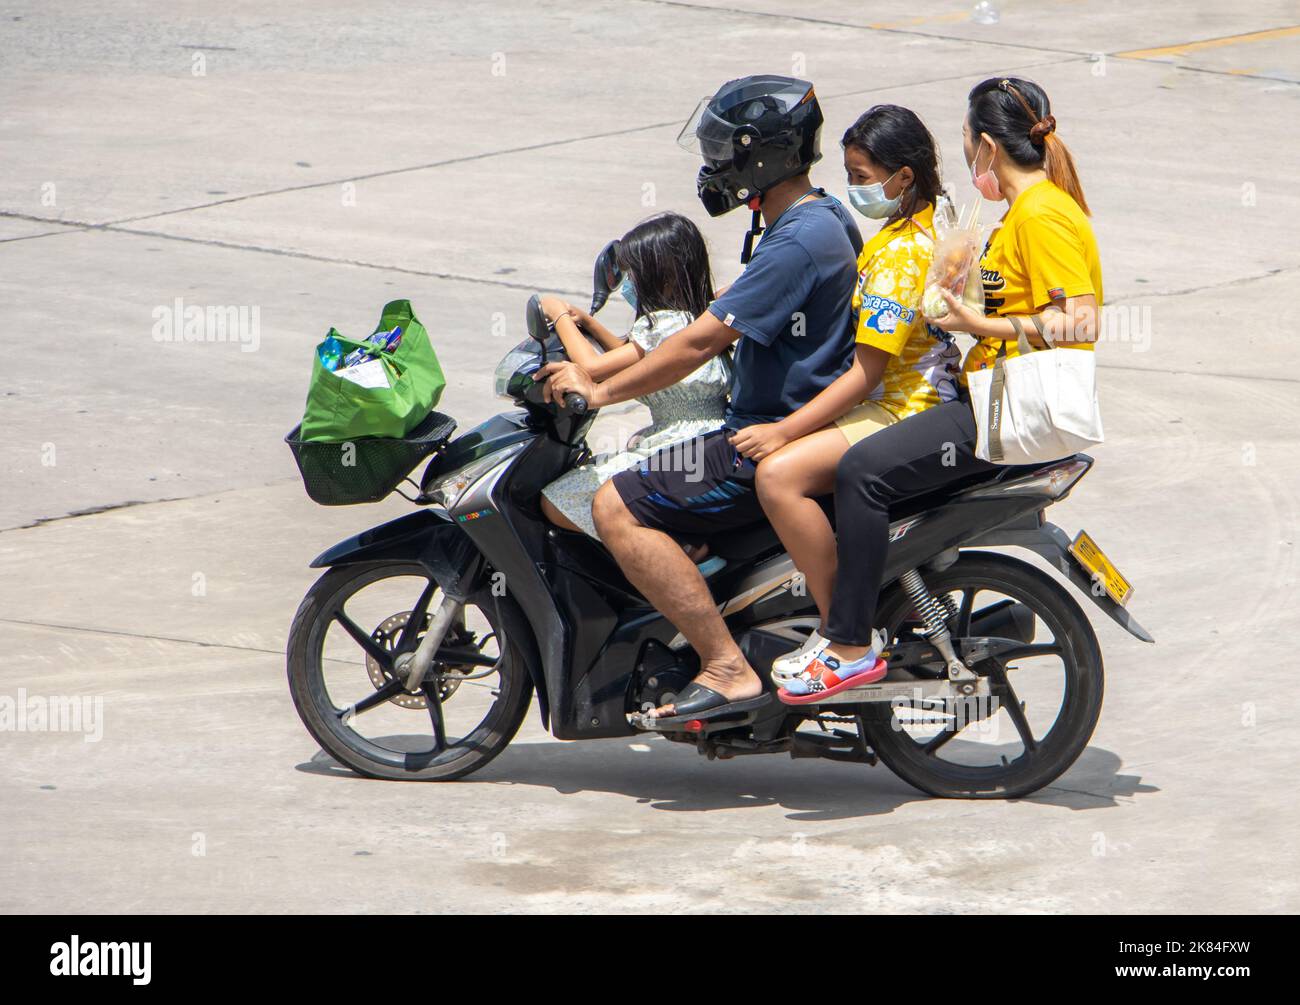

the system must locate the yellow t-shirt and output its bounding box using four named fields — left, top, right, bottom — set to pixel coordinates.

left=851, top=203, right=962, bottom=420
left=964, top=179, right=1103, bottom=378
